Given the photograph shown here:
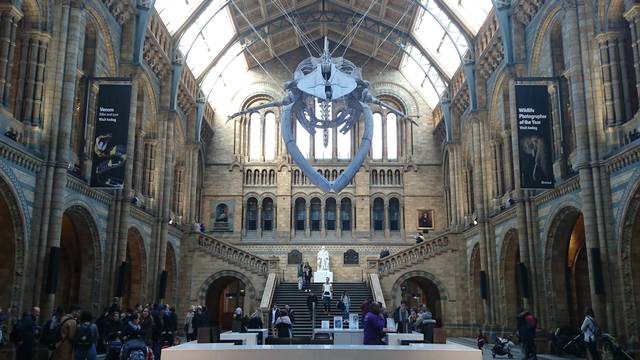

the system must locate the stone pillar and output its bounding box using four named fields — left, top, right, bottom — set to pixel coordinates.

left=383, top=201, right=389, bottom=239
left=305, top=202, right=310, bottom=237
left=133, top=128, right=145, bottom=193
left=257, top=204, right=262, bottom=237
left=0, top=4, right=22, bottom=106
left=625, top=5, right=640, bottom=103
left=320, top=203, right=325, bottom=237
